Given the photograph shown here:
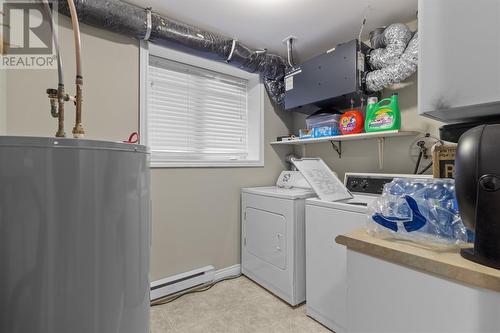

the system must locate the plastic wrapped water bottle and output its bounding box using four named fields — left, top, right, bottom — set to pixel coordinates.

left=367, top=178, right=469, bottom=246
